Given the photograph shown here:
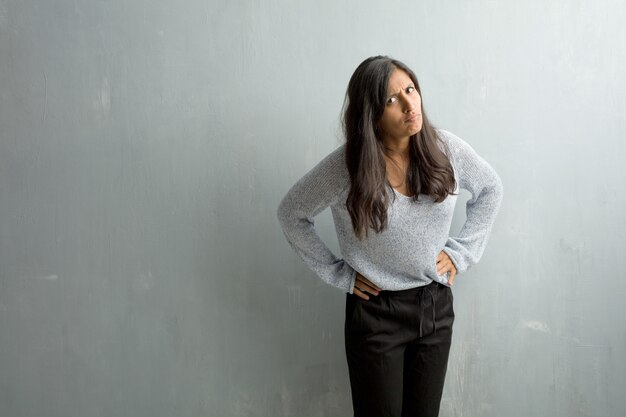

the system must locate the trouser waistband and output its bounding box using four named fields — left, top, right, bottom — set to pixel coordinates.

left=377, top=280, right=441, bottom=337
